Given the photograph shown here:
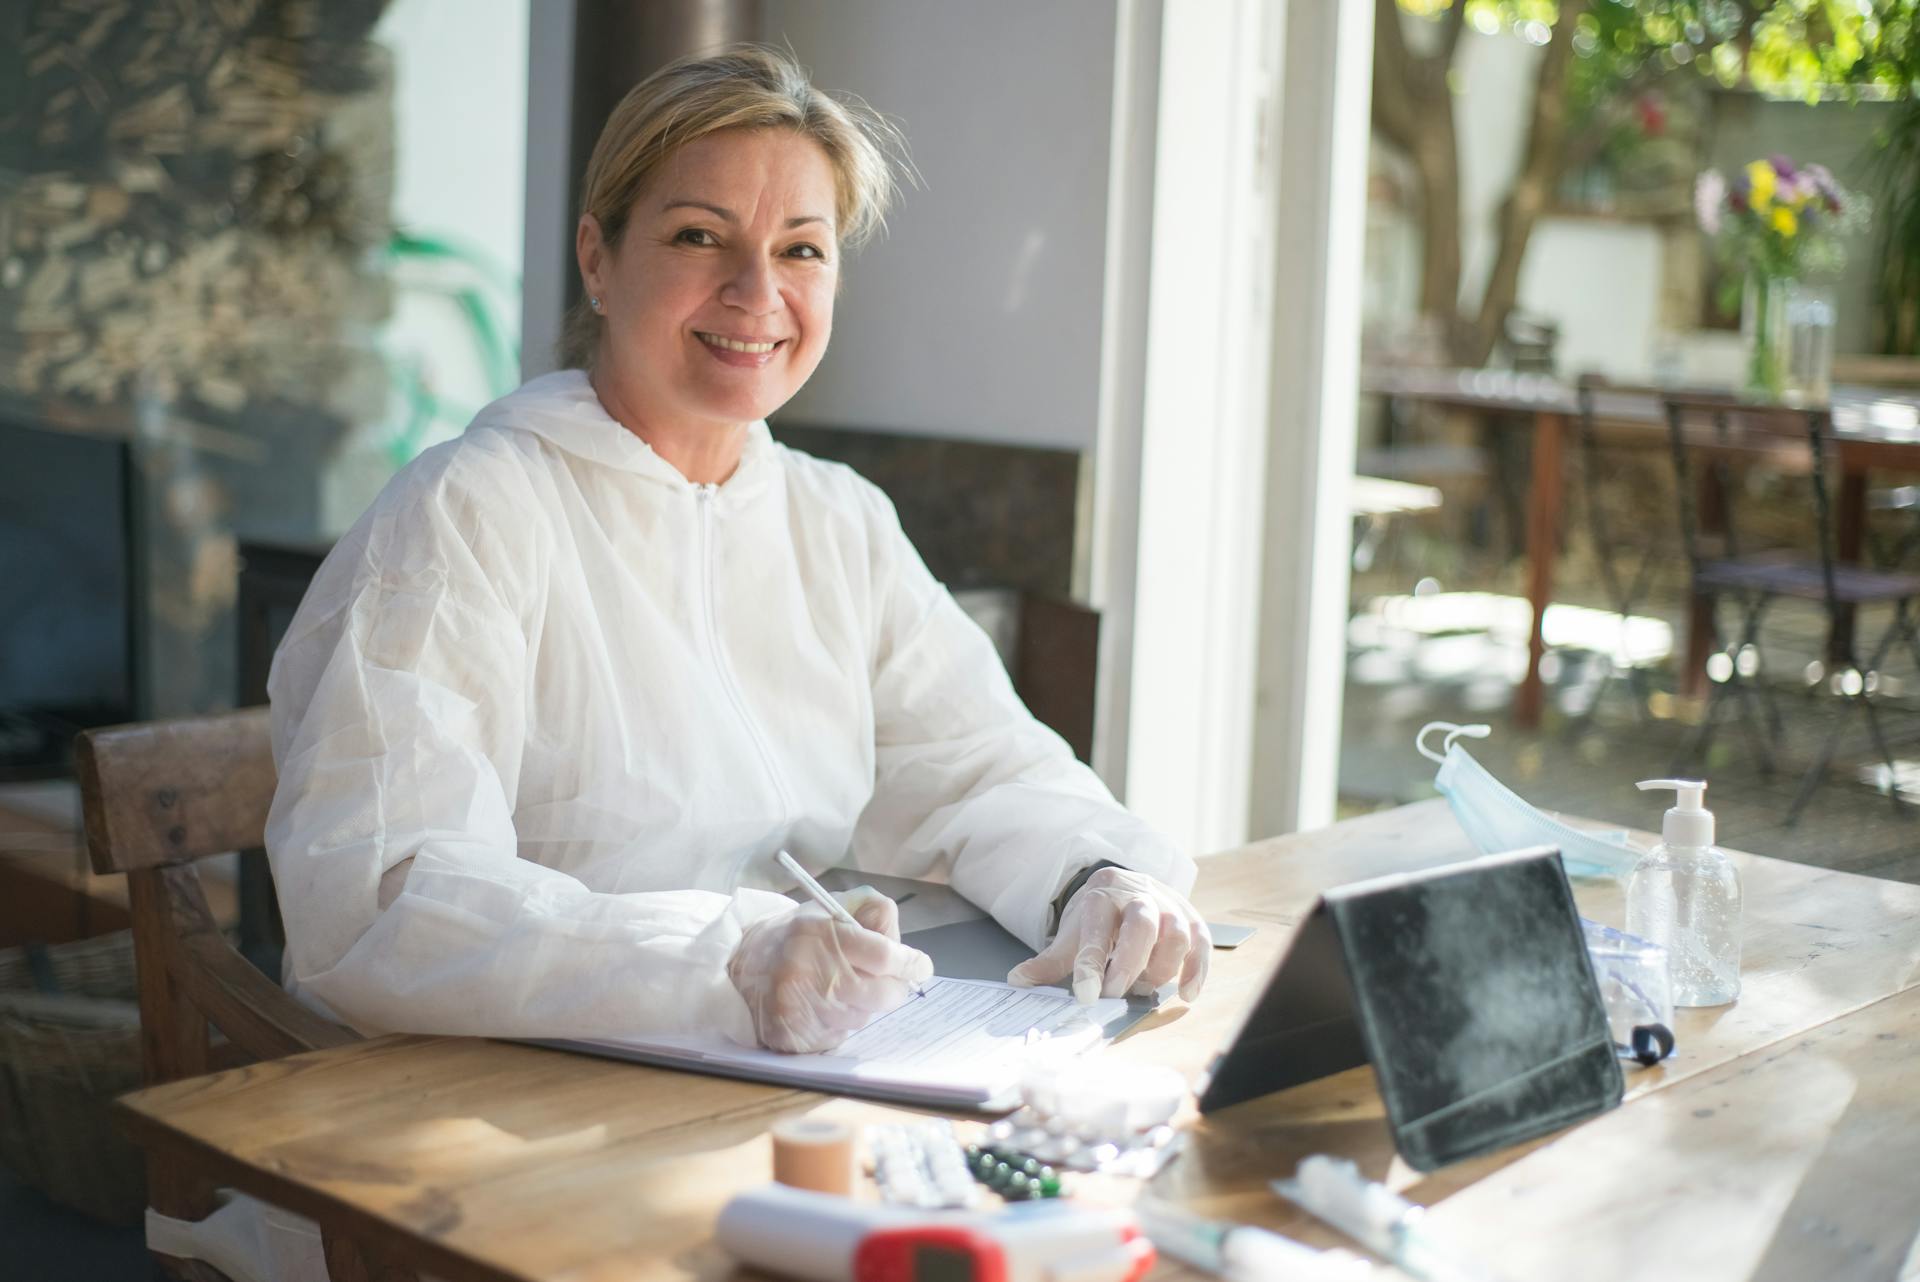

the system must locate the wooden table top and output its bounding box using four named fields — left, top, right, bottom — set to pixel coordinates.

left=1360, top=366, right=1920, bottom=448
left=117, top=800, right=1920, bottom=1282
